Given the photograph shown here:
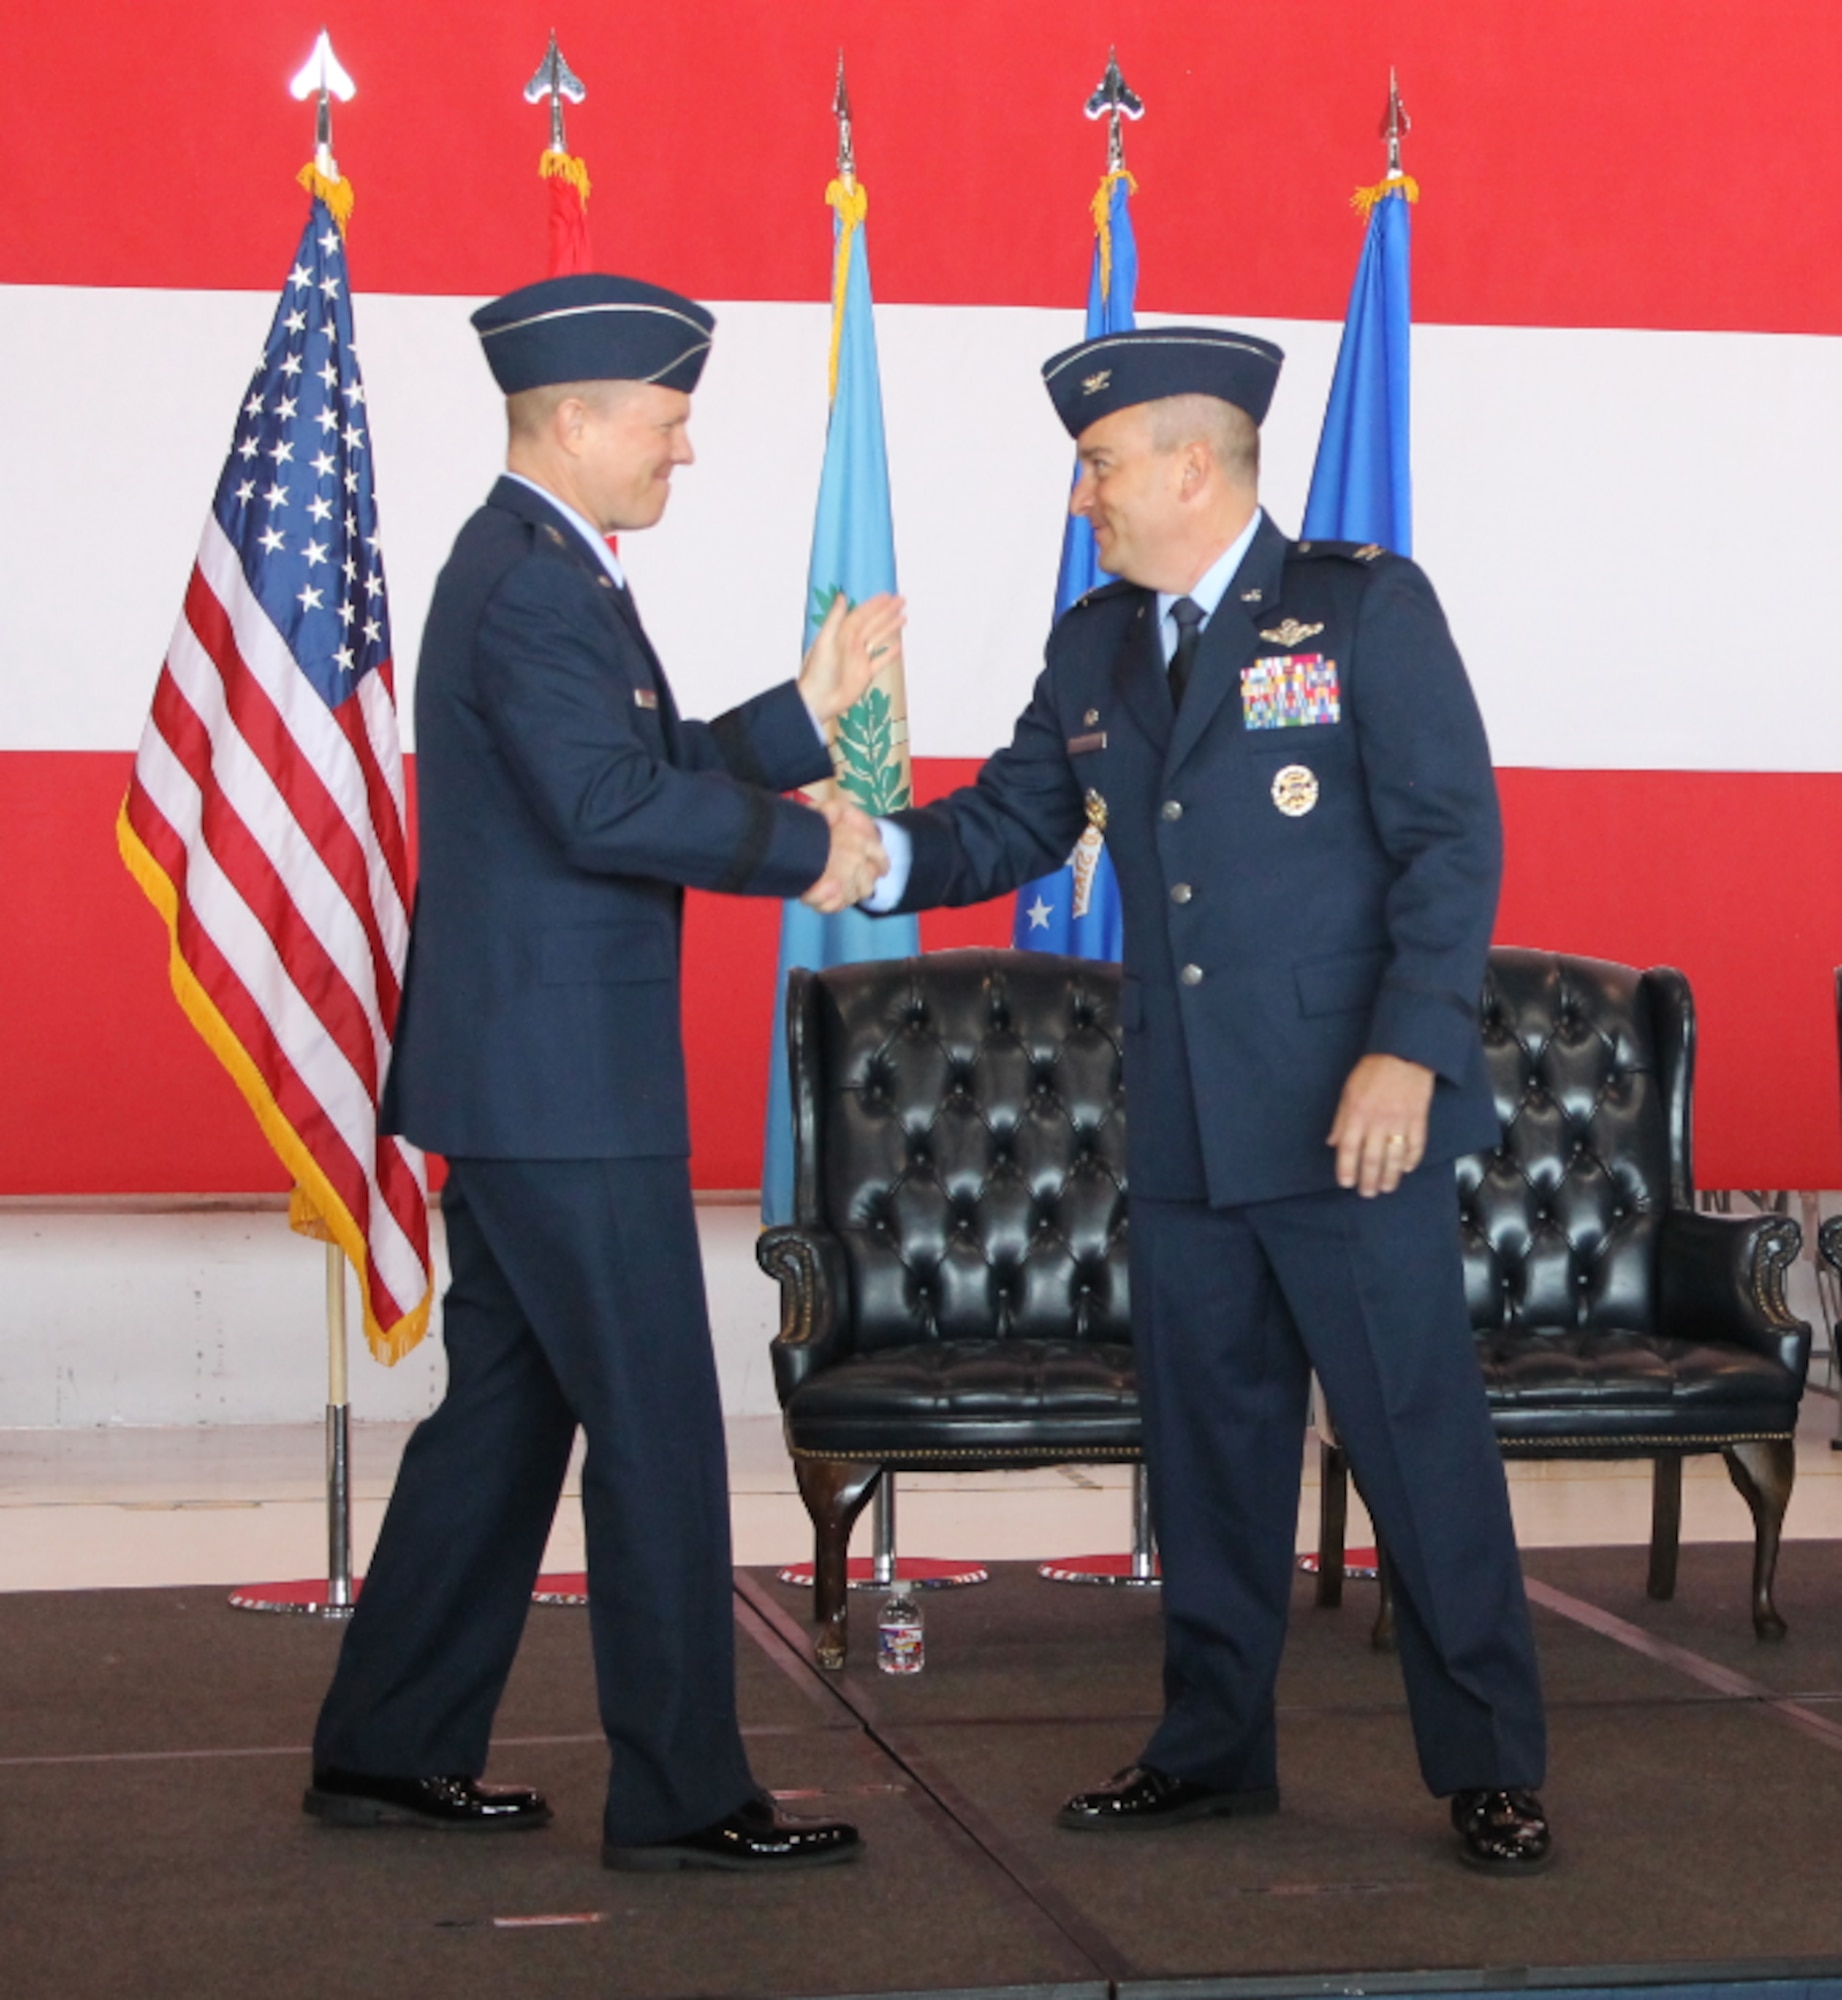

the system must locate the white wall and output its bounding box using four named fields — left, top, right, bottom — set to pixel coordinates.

left=0, top=1197, right=786, bottom=1428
